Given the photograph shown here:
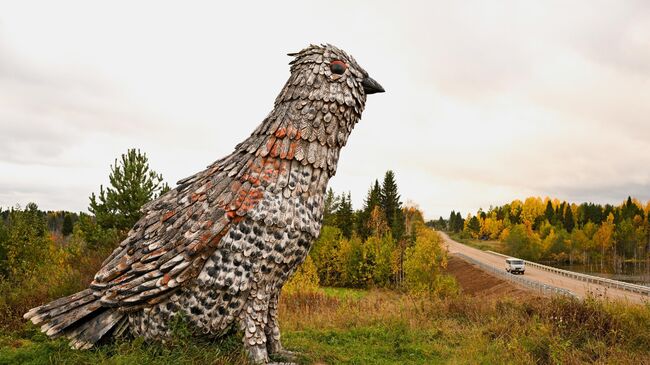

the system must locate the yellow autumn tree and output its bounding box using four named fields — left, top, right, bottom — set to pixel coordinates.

left=365, top=233, right=395, bottom=287
left=368, top=205, right=389, bottom=238
left=309, top=225, right=343, bottom=286
left=593, top=213, right=615, bottom=270
left=522, top=196, right=544, bottom=228
left=282, top=255, right=320, bottom=294
left=480, top=213, right=503, bottom=240
left=403, top=226, right=456, bottom=296
left=510, top=199, right=523, bottom=220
